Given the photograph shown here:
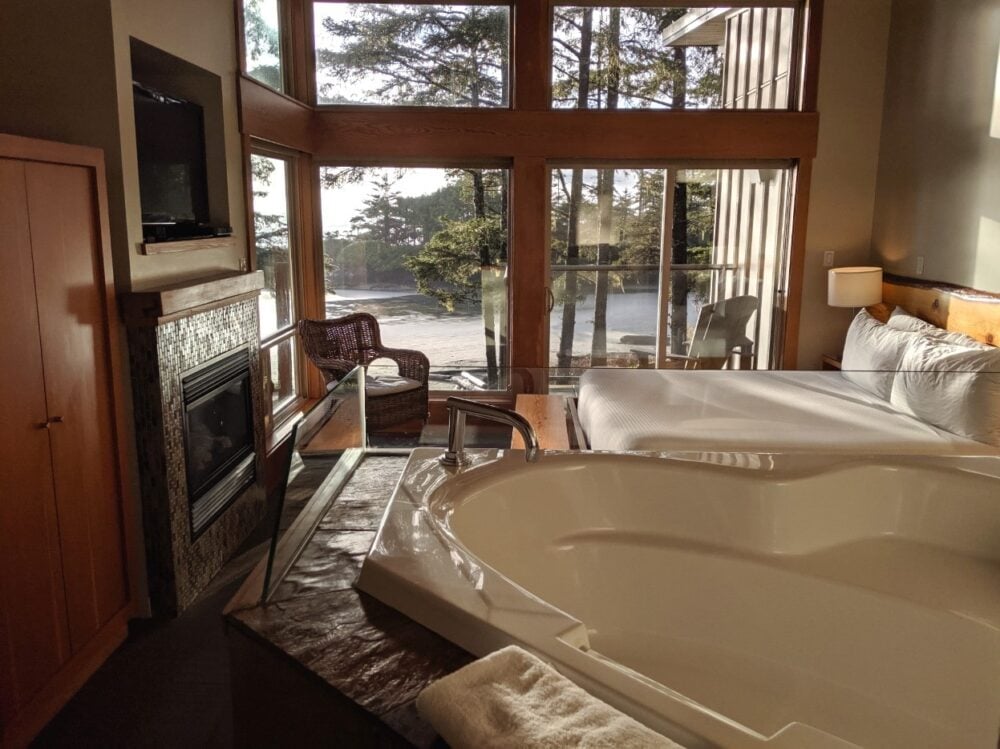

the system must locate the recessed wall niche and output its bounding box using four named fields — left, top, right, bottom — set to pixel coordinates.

left=130, top=38, right=232, bottom=246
